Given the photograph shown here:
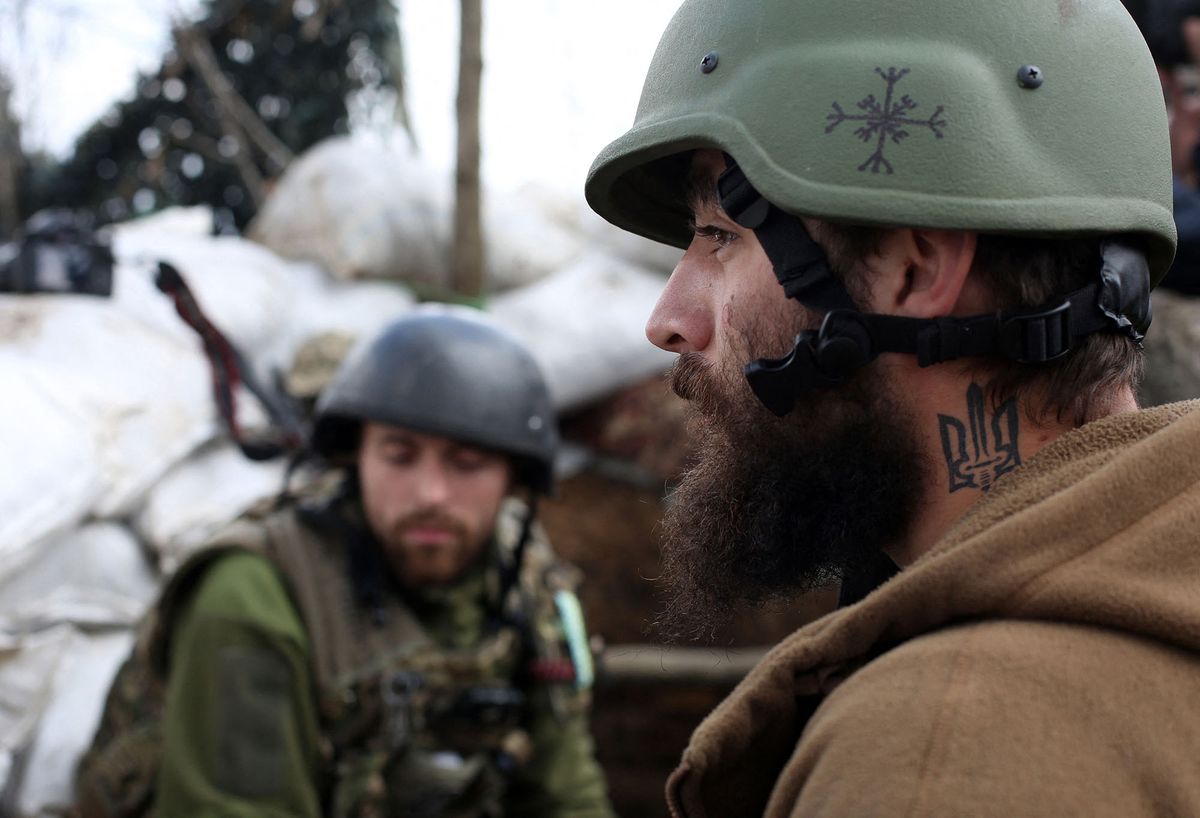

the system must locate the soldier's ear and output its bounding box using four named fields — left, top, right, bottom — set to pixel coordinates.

left=873, top=228, right=977, bottom=318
